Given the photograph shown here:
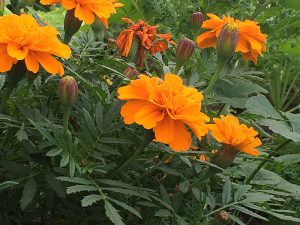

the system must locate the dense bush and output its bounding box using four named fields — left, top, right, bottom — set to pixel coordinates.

left=0, top=0, right=299, bottom=225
